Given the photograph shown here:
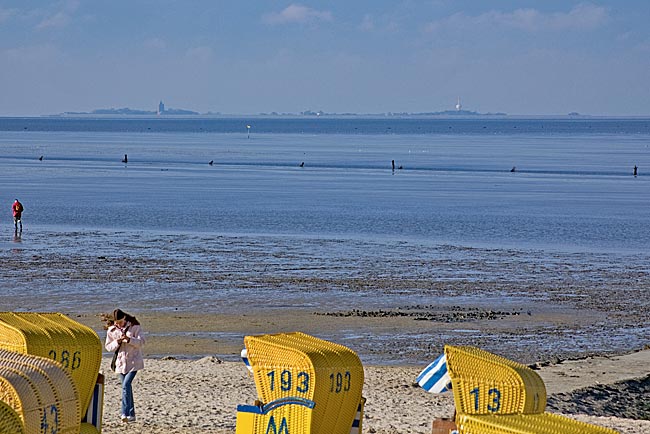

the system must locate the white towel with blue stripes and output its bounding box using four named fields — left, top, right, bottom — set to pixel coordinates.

left=241, top=348, right=253, bottom=372
left=417, top=353, right=452, bottom=393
